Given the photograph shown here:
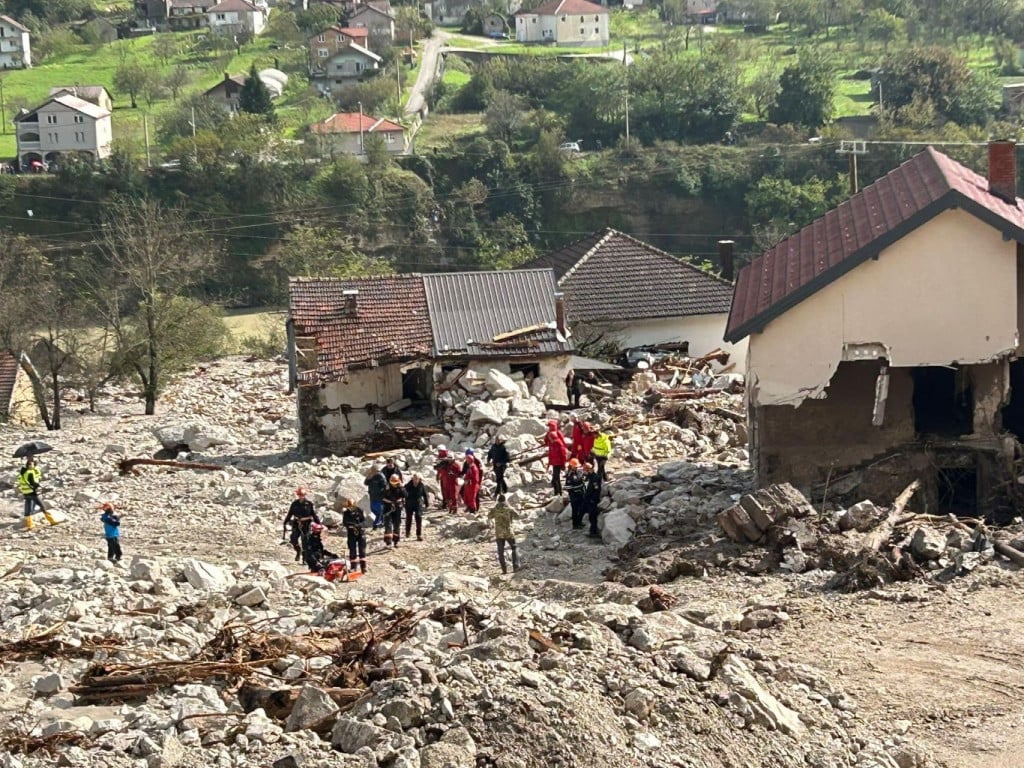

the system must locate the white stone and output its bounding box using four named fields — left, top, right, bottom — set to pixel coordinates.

left=235, top=587, right=268, bottom=607
left=509, top=398, right=545, bottom=417
left=600, top=508, right=635, bottom=548
left=285, top=685, right=340, bottom=732
left=484, top=369, right=519, bottom=398
left=467, top=399, right=510, bottom=426
left=181, top=559, right=234, bottom=591
left=720, top=655, right=804, bottom=737
left=33, top=672, right=64, bottom=694
left=432, top=572, right=489, bottom=595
